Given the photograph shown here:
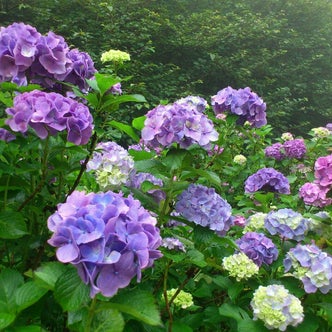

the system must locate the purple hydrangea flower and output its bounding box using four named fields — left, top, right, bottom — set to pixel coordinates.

left=127, top=171, right=166, bottom=203
left=176, top=95, right=208, bottom=112
left=161, top=237, right=186, bottom=252
left=5, top=90, right=93, bottom=145
left=141, top=102, right=218, bottom=150
left=314, top=154, right=332, bottom=188
left=299, top=182, right=332, bottom=207
left=110, top=82, right=122, bottom=95
left=264, top=208, right=309, bottom=241
left=211, top=86, right=267, bottom=128
left=0, top=22, right=41, bottom=85
left=48, top=190, right=162, bottom=298
left=244, top=167, right=290, bottom=194
left=264, top=143, right=285, bottom=160
left=175, top=184, right=233, bottom=233
left=236, top=232, right=278, bottom=266
left=284, top=243, right=332, bottom=294
left=283, top=139, right=306, bottom=159
left=0, top=128, right=16, bottom=142
left=86, top=141, right=134, bottom=189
